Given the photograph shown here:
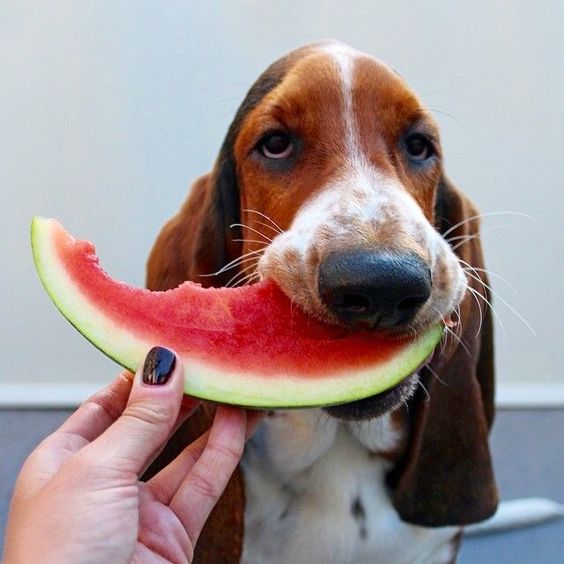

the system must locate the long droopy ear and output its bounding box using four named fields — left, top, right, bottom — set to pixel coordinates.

left=388, top=176, right=498, bottom=527
left=146, top=161, right=242, bottom=290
